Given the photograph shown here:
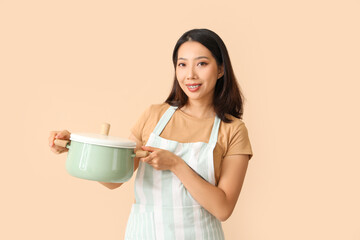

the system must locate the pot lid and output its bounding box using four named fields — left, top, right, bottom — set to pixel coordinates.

left=70, top=133, right=136, bottom=148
